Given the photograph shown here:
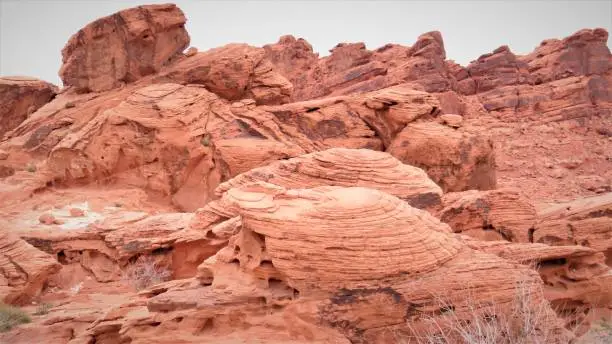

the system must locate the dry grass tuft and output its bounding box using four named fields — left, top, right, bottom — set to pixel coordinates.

left=396, top=279, right=561, bottom=344
left=33, top=303, right=53, bottom=316
left=0, top=303, right=31, bottom=332
left=122, top=256, right=171, bottom=291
